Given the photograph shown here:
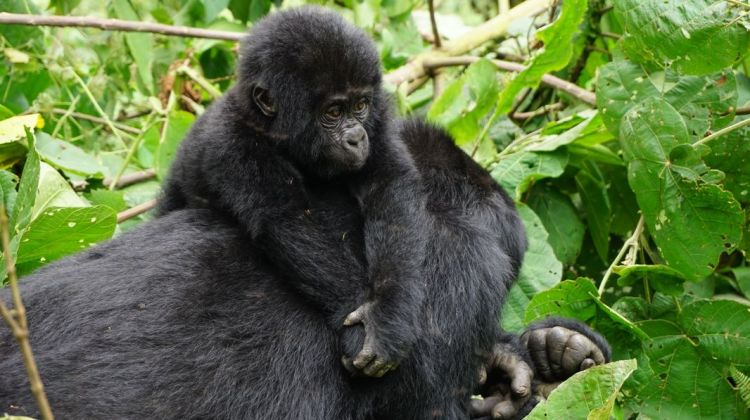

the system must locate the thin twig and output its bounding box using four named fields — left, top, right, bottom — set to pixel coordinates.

left=50, top=108, right=141, bottom=135
left=423, top=56, right=596, bottom=105
left=103, top=169, right=157, bottom=190
left=0, top=12, right=243, bottom=41
left=598, top=216, right=645, bottom=296
left=69, top=70, right=127, bottom=149
left=427, top=0, right=442, bottom=48
left=383, top=0, right=552, bottom=86
left=693, top=117, right=750, bottom=148
left=0, top=206, right=54, bottom=419
left=512, top=102, right=563, bottom=120
left=117, top=199, right=158, bottom=223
